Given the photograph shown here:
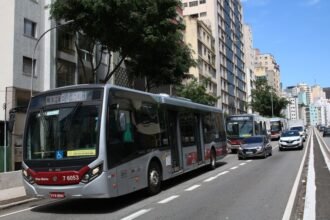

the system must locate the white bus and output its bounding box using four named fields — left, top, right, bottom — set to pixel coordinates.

left=226, top=114, right=269, bottom=153
left=270, top=117, right=288, bottom=140
left=22, top=84, right=227, bottom=199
